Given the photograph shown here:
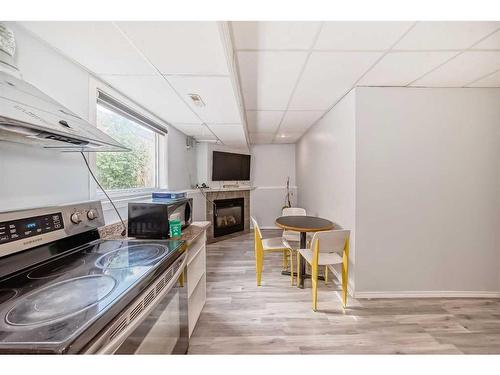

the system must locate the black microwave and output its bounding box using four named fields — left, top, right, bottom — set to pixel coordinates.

left=127, top=198, right=192, bottom=239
